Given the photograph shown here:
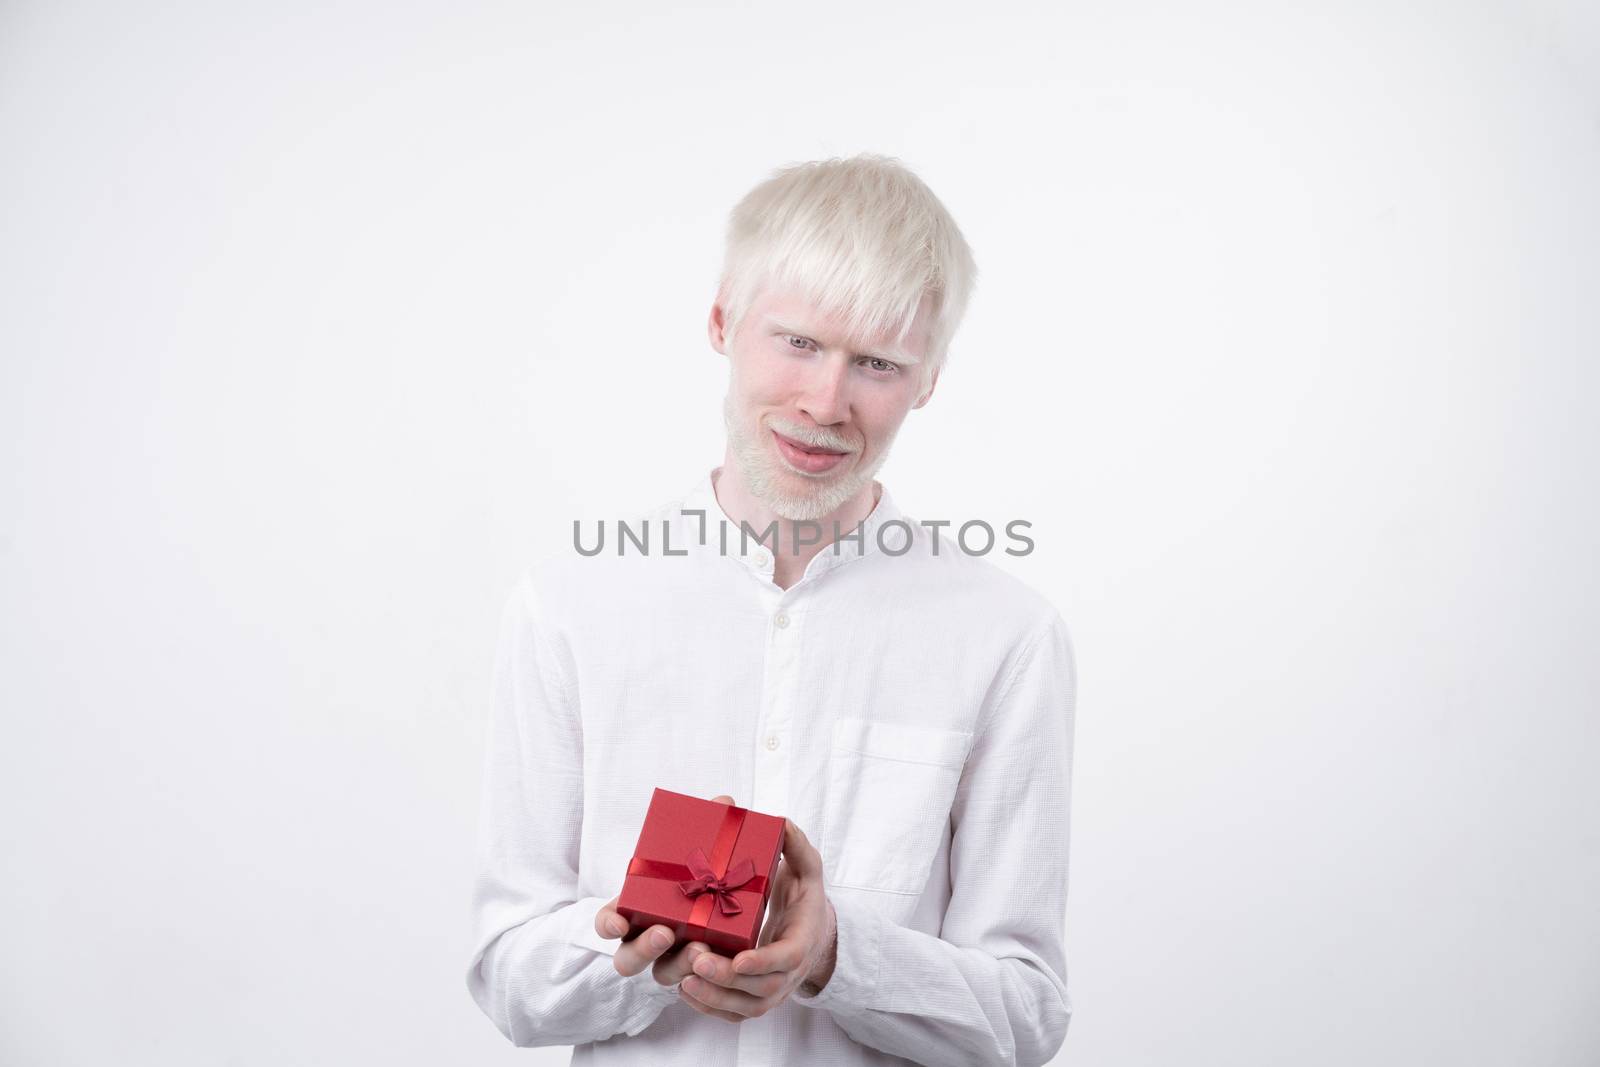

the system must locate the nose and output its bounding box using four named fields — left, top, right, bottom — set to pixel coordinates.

left=798, top=353, right=851, bottom=426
